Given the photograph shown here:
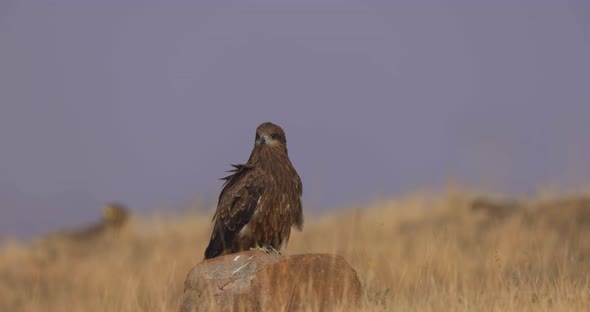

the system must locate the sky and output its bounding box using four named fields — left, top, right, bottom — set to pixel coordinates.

left=1, top=0, right=589, bottom=240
